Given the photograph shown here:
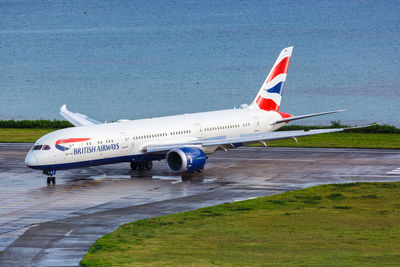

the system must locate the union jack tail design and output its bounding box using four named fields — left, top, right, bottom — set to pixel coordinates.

left=251, top=47, right=293, bottom=111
